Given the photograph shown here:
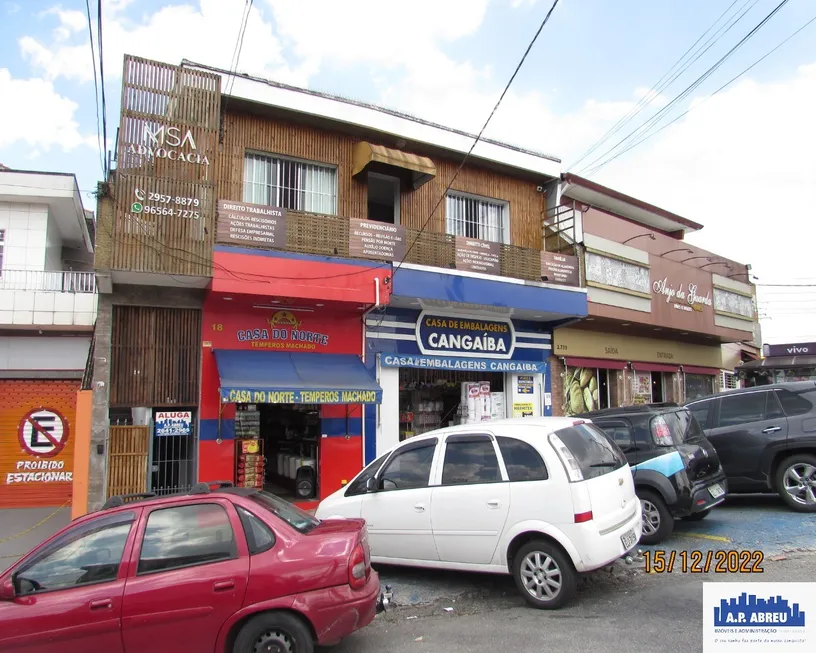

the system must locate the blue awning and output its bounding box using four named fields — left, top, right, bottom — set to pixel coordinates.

left=213, top=350, right=382, bottom=404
